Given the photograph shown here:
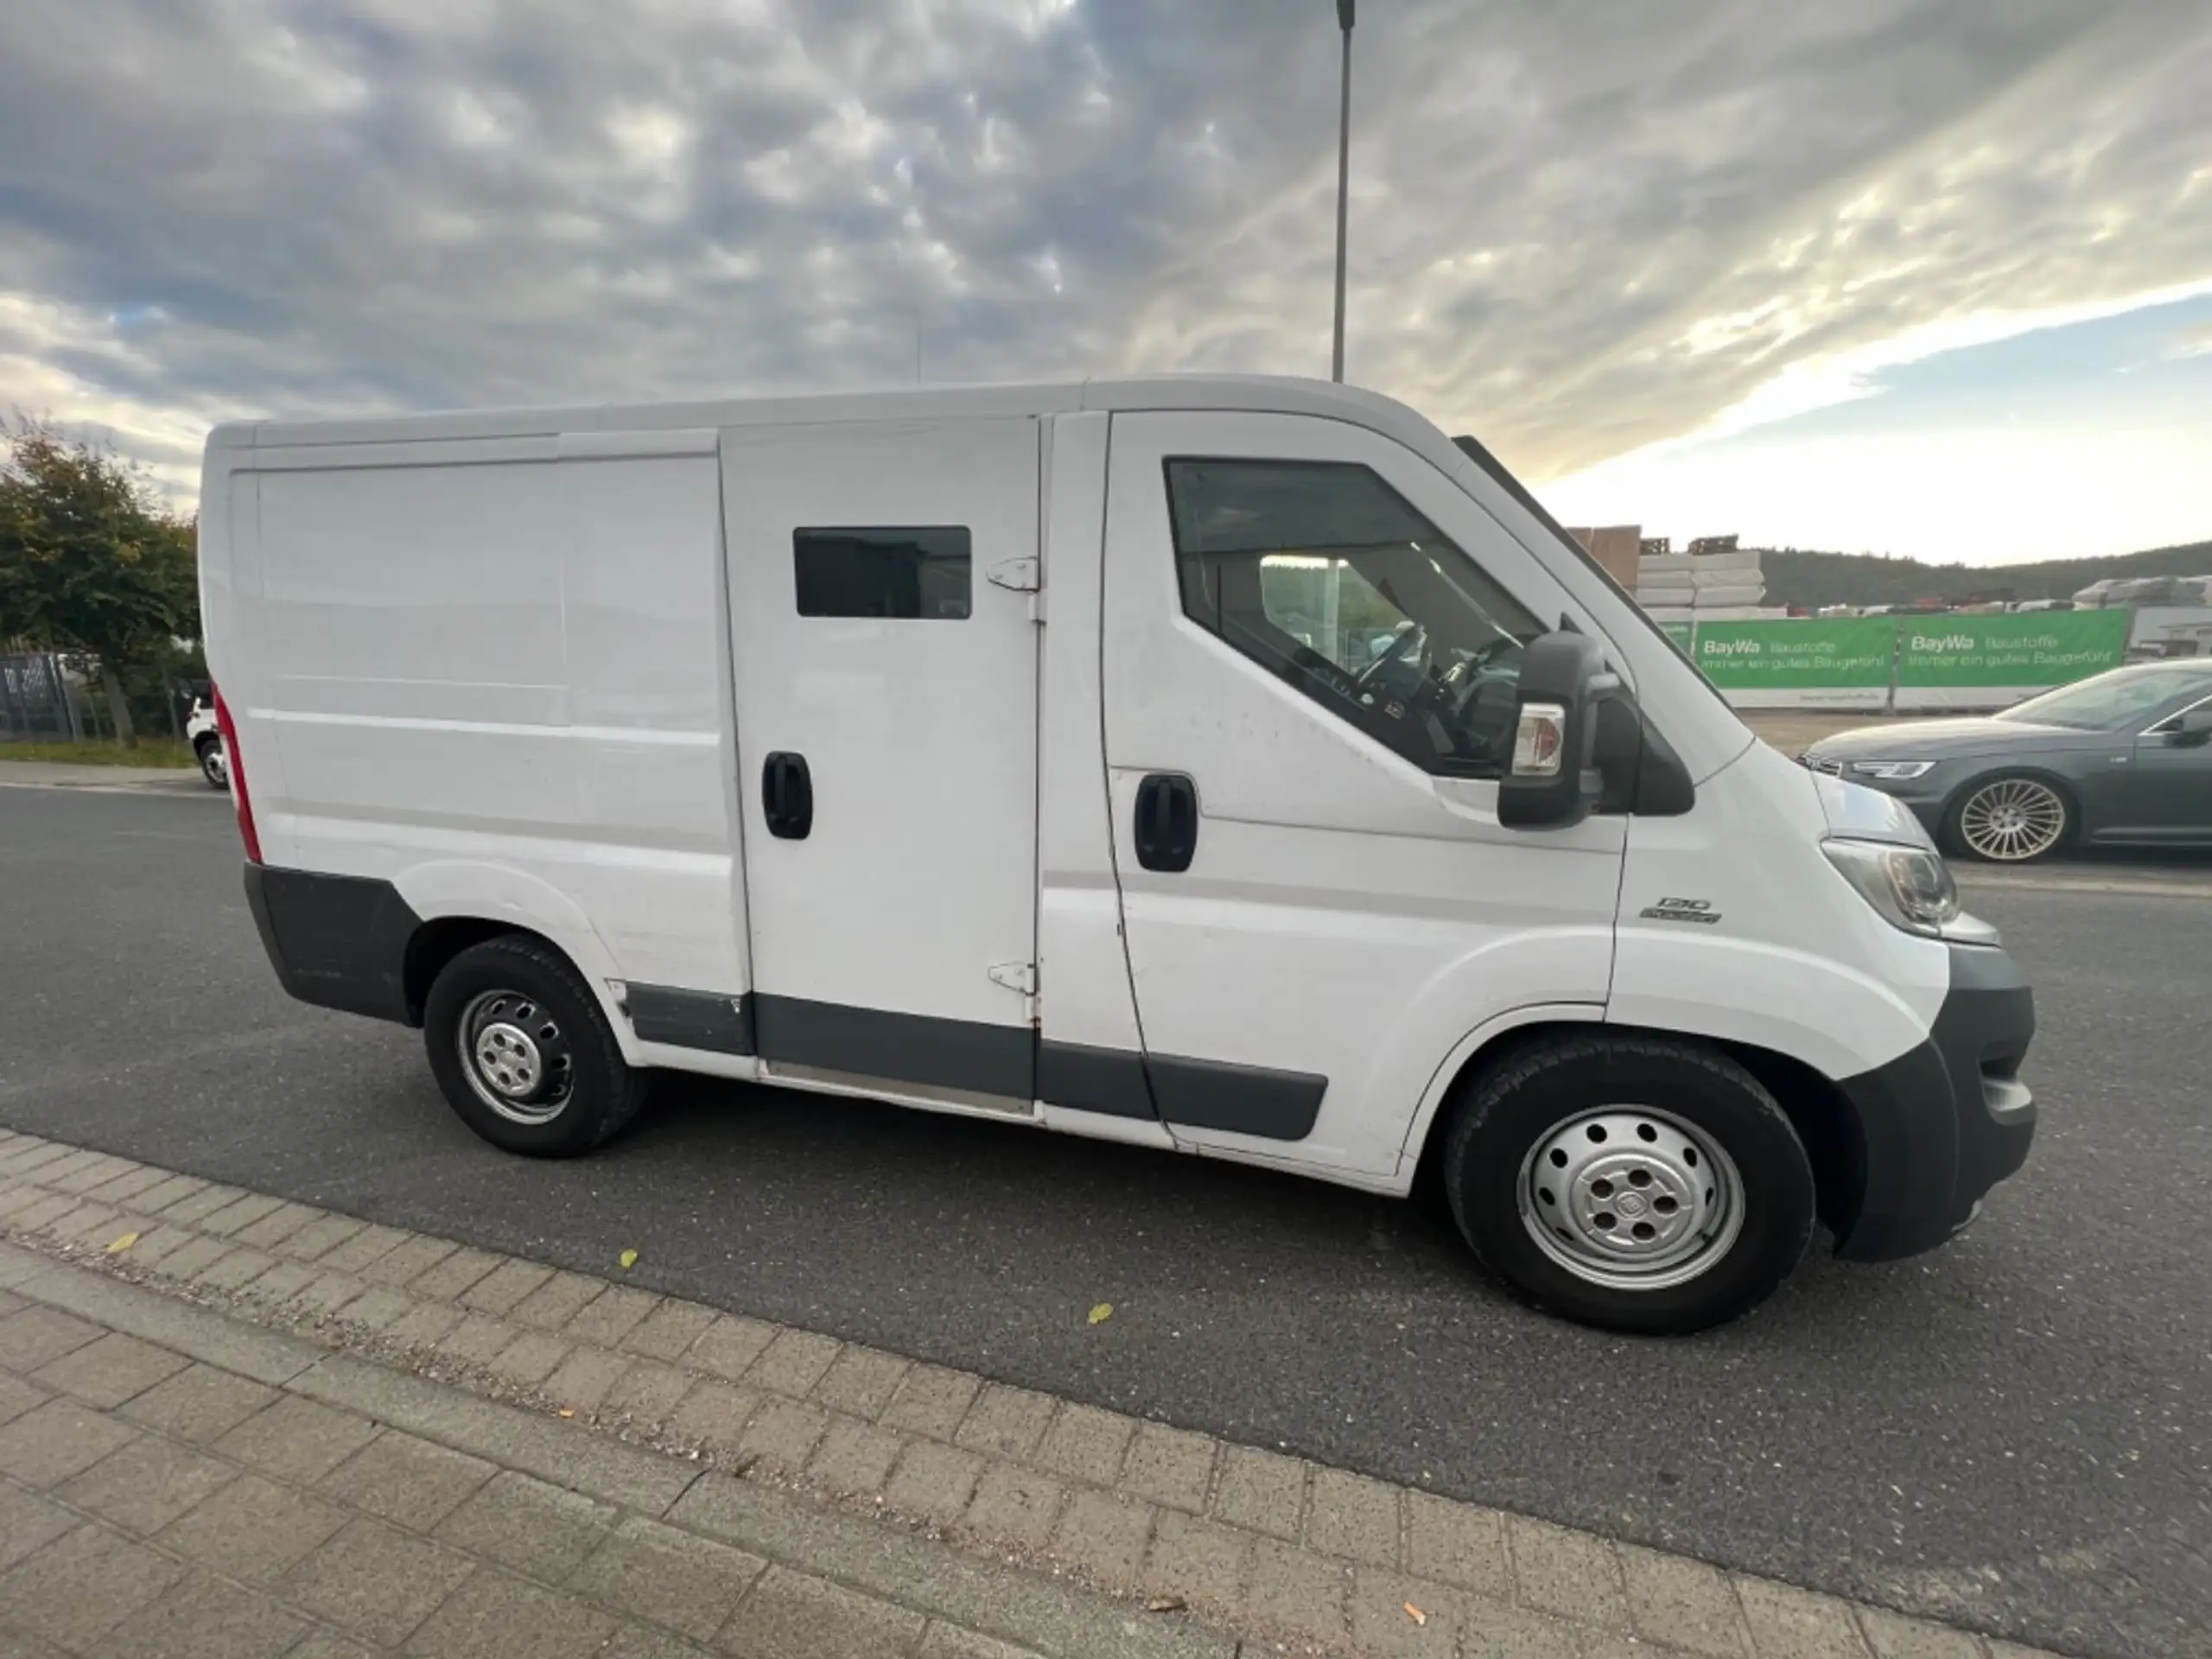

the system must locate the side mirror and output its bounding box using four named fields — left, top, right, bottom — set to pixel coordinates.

left=1497, top=631, right=1621, bottom=830
left=2171, top=706, right=2212, bottom=746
